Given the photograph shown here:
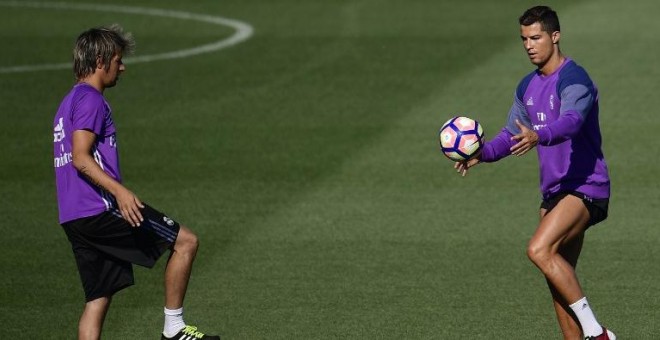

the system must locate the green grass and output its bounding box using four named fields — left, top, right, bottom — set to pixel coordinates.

left=1, top=0, right=659, bottom=338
